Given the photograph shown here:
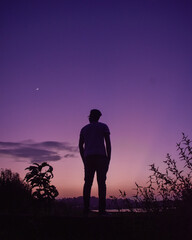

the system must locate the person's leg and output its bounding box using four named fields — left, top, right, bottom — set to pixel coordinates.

left=83, top=157, right=95, bottom=213
left=96, top=157, right=108, bottom=213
